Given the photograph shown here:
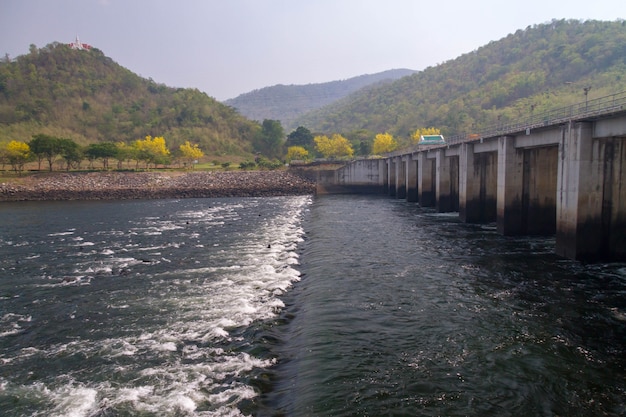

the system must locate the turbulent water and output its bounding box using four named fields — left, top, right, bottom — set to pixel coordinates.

left=1, top=195, right=625, bottom=416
